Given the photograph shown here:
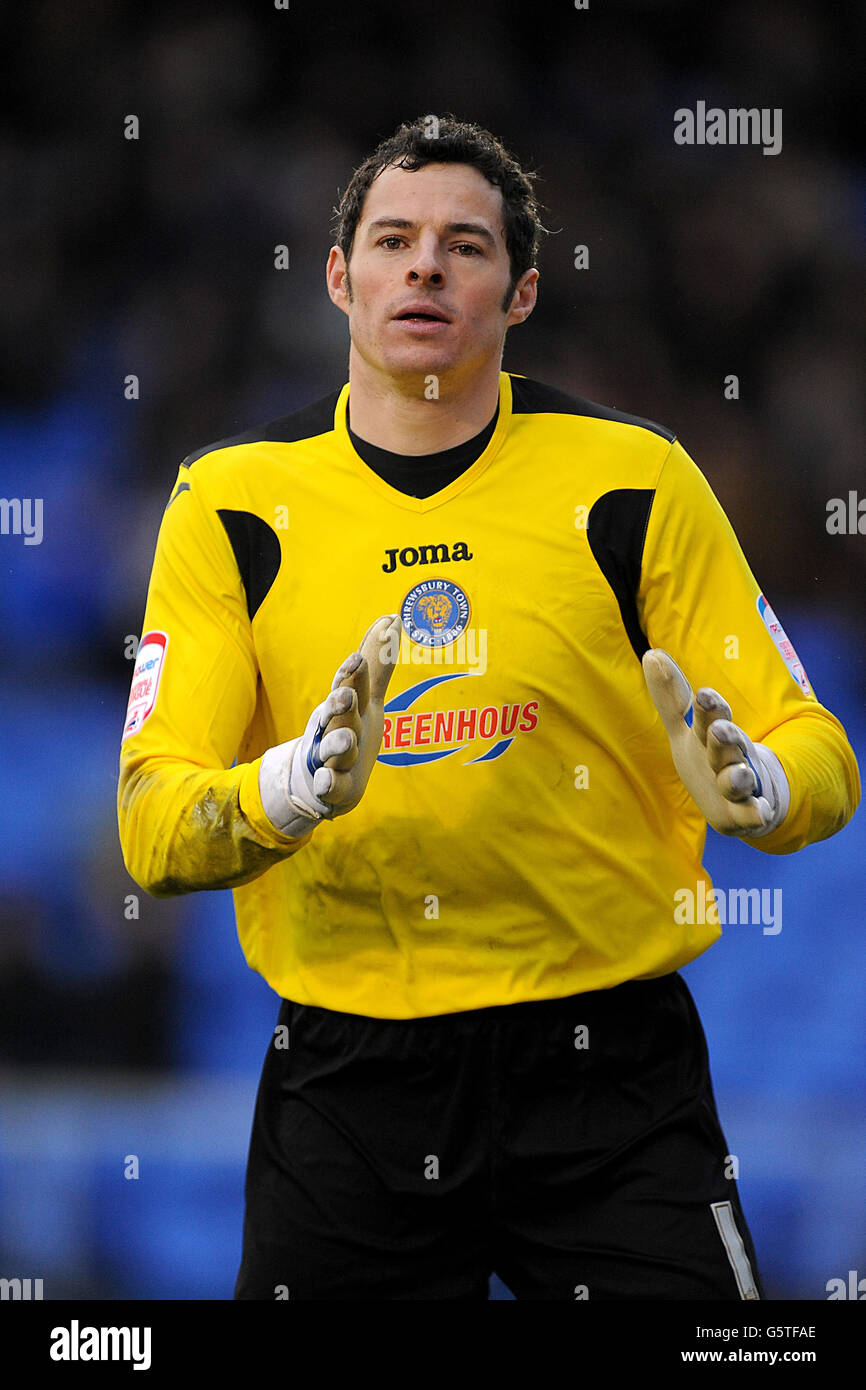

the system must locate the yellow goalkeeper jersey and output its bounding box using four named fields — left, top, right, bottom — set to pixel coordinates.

left=117, top=371, right=860, bottom=1017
